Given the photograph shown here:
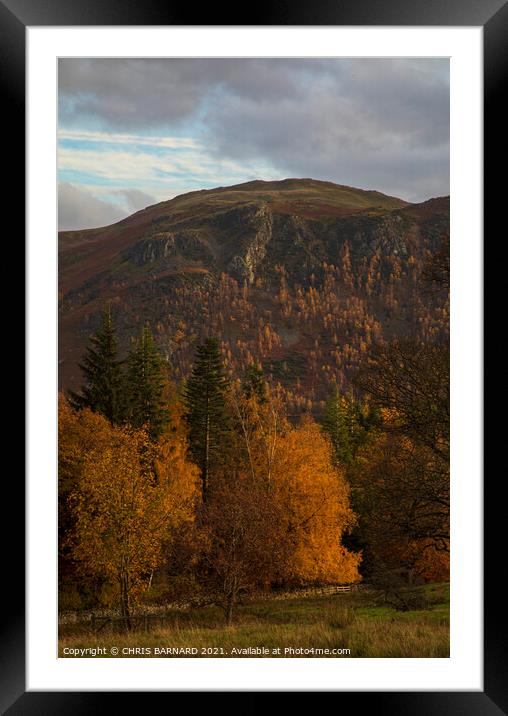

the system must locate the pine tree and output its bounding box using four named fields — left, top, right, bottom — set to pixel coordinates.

left=126, top=324, right=168, bottom=441
left=242, top=361, right=267, bottom=404
left=68, top=305, right=125, bottom=424
left=321, top=388, right=375, bottom=466
left=183, top=337, right=230, bottom=500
